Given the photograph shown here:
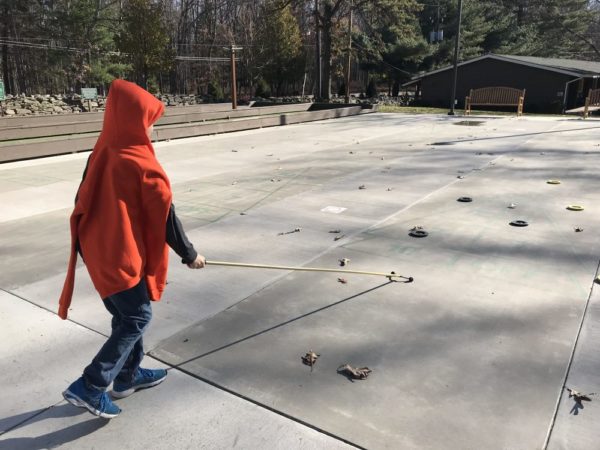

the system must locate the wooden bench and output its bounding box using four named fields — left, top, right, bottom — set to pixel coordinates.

left=583, top=88, right=600, bottom=118
left=565, top=89, right=600, bottom=117
left=465, top=87, right=525, bottom=116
